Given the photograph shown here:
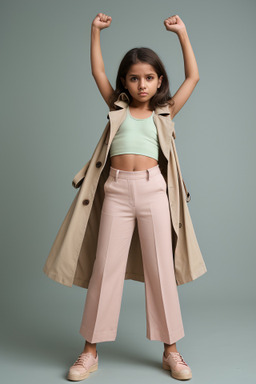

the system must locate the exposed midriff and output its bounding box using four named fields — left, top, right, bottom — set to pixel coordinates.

left=110, top=154, right=158, bottom=171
